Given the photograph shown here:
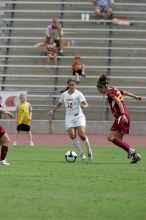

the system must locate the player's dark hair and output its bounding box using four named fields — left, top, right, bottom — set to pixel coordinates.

left=97, top=74, right=109, bottom=87
left=60, top=78, right=77, bottom=93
